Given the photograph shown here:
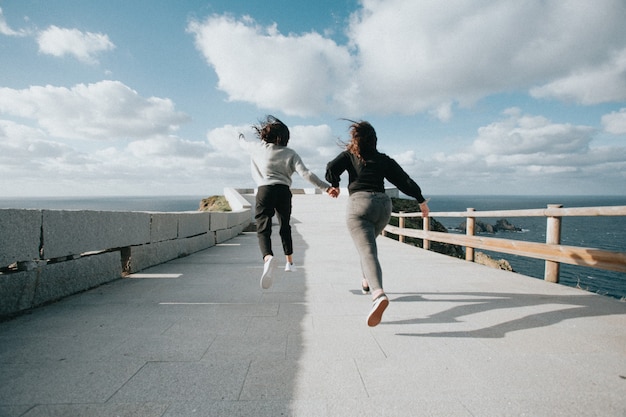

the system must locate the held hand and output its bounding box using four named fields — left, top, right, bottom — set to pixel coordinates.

left=327, top=187, right=340, bottom=198
left=419, top=201, right=429, bottom=217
